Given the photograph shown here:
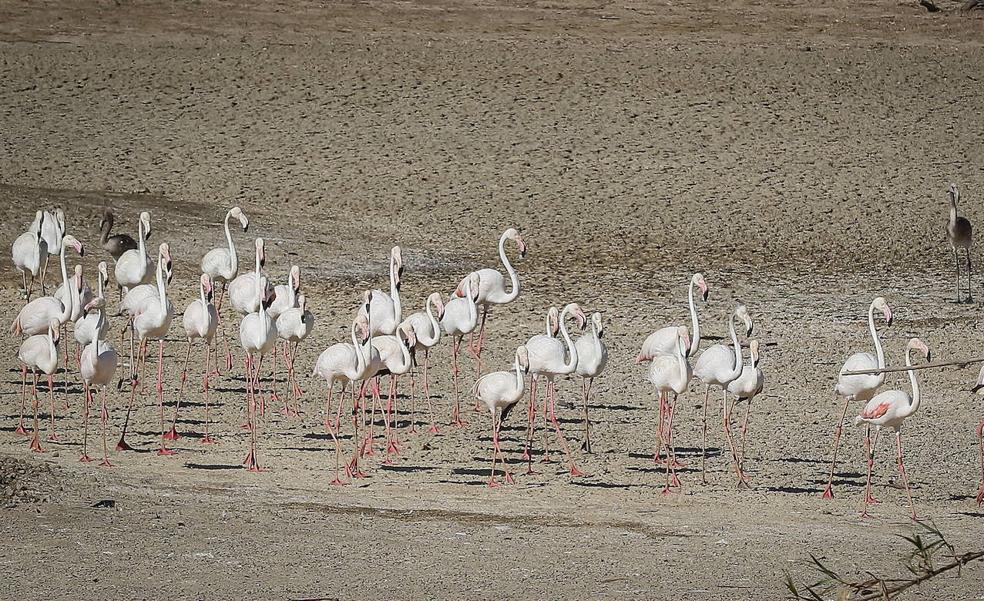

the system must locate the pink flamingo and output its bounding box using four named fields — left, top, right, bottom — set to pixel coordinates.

left=174, top=273, right=219, bottom=443
left=276, top=292, right=314, bottom=417
left=11, top=210, right=48, bottom=300
left=11, top=234, right=84, bottom=336
left=239, top=276, right=277, bottom=471
left=79, top=301, right=118, bottom=466
left=358, top=246, right=403, bottom=336
left=473, top=345, right=529, bottom=487
left=400, top=292, right=445, bottom=433
left=440, top=272, right=480, bottom=427
left=201, top=206, right=249, bottom=370
left=726, top=339, right=764, bottom=477
left=854, top=338, right=929, bottom=519
left=113, top=212, right=153, bottom=299
left=367, top=323, right=416, bottom=461
left=38, top=209, right=65, bottom=292
left=636, top=273, right=708, bottom=363
left=648, top=327, right=692, bottom=494
left=822, top=296, right=892, bottom=499
left=17, top=321, right=60, bottom=452
left=574, top=311, right=607, bottom=453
